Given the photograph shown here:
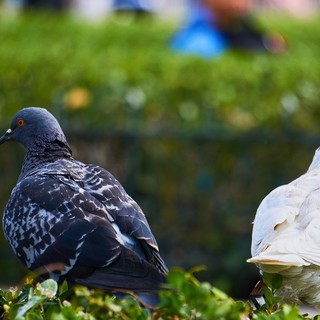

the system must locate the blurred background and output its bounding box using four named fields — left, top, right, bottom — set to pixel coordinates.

left=0, top=0, right=320, bottom=298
